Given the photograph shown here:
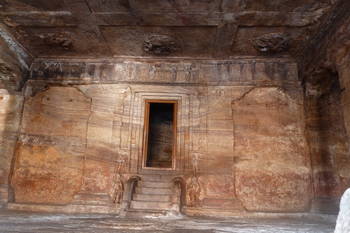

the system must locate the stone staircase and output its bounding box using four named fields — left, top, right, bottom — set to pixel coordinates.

left=127, top=174, right=175, bottom=216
